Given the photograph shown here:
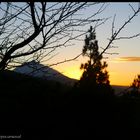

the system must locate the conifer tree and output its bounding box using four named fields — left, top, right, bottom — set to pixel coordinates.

left=78, top=26, right=112, bottom=94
